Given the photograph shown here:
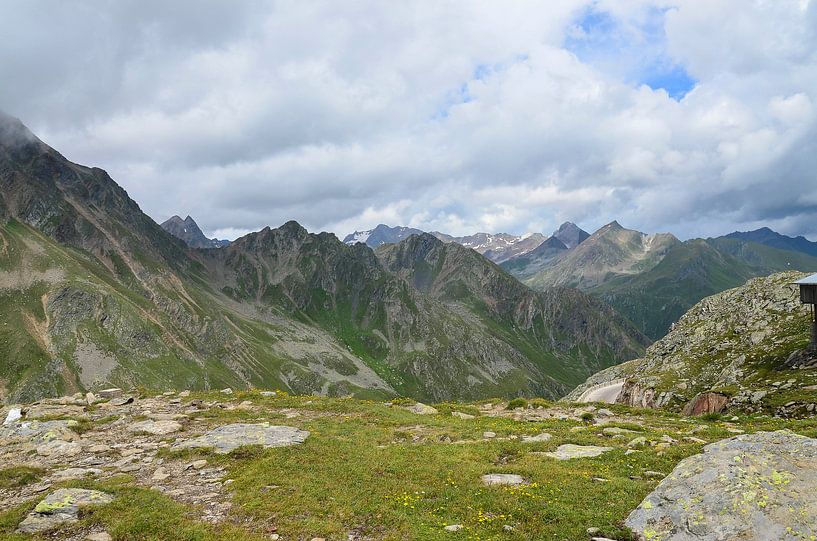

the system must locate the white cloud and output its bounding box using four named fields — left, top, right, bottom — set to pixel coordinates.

left=1, top=0, right=815, bottom=240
